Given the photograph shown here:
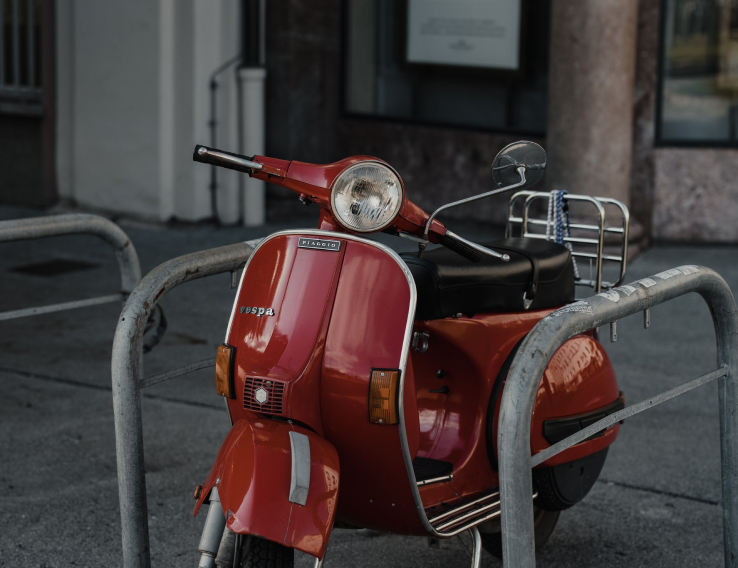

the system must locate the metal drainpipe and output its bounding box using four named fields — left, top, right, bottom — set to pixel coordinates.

left=208, top=53, right=243, bottom=226
left=238, top=0, right=267, bottom=227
